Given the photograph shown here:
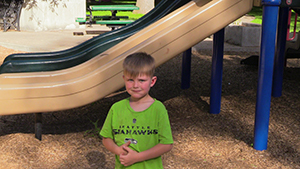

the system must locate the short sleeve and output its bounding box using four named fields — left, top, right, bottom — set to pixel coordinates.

left=100, top=107, right=114, bottom=139
left=157, top=103, right=173, bottom=144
